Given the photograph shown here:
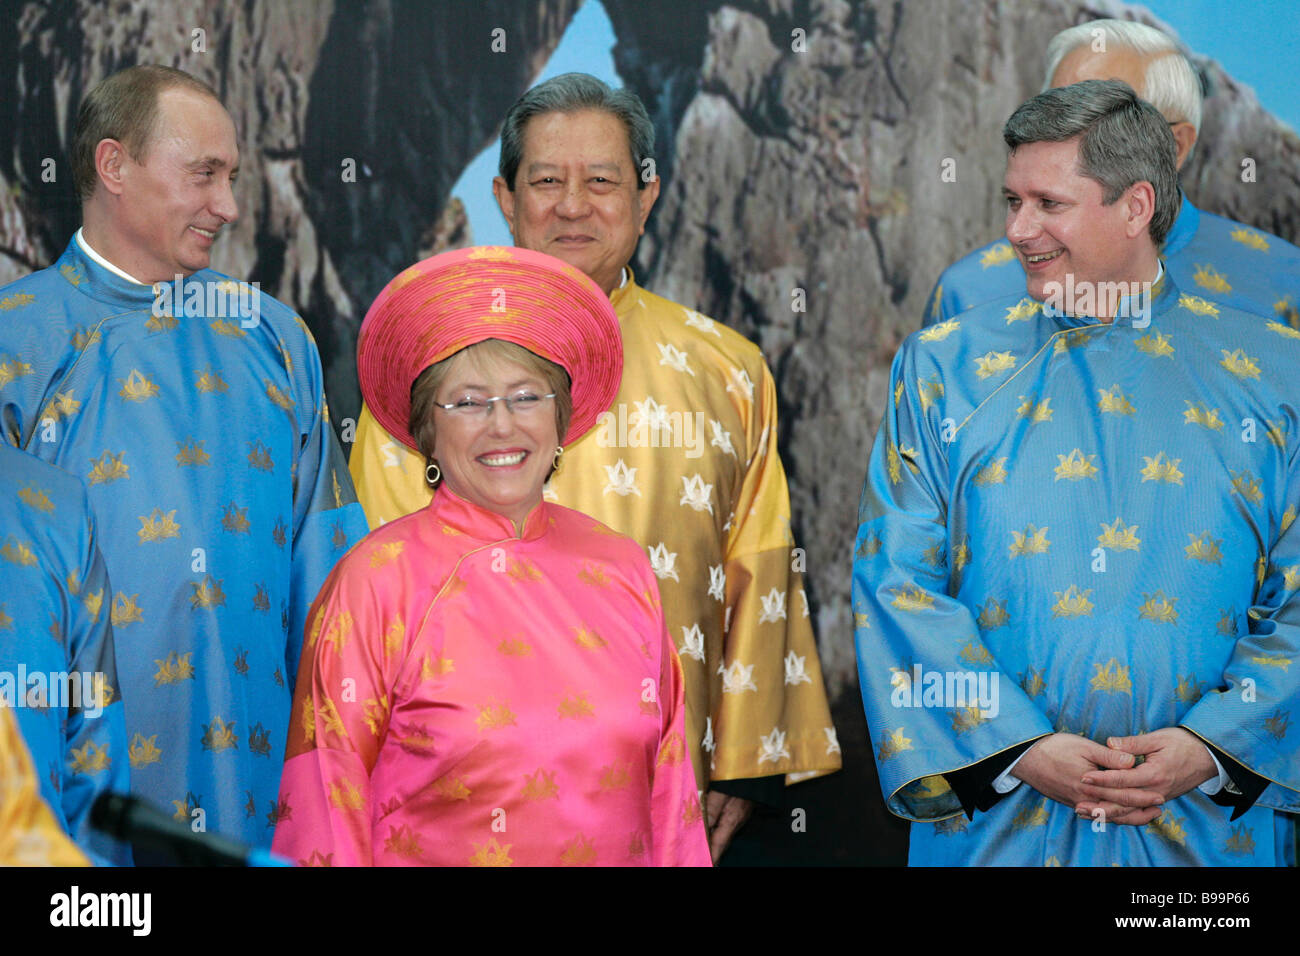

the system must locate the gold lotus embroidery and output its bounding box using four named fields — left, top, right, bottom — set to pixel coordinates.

left=559, top=835, right=597, bottom=866
left=600, top=761, right=632, bottom=791
left=195, top=366, right=228, bottom=392
left=42, top=390, right=81, bottom=421
left=1135, top=332, right=1174, bottom=357
left=201, top=716, right=238, bottom=752
left=1230, top=470, right=1263, bottom=504
left=1054, top=328, right=1092, bottom=353
left=1266, top=320, right=1300, bottom=340
left=919, top=319, right=960, bottom=342
left=1009, top=524, right=1050, bottom=557
left=247, top=441, right=273, bottom=471
left=469, top=837, right=513, bottom=867
left=1021, top=668, right=1046, bottom=698
left=1230, top=227, right=1269, bottom=252
left=265, top=380, right=294, bottom=411
left=981, top=242, right=1015, bottom=267
left=153, top=651, right=195, bottom=686
left=69, top=741, right=110, bottom=775
left=368, top=540, right=403, bottom=568
left=252, top=584, right=270, bottom=613
left=383, top=825, right=423, bottom=860
left=361, top=696, right=390, bottom=737
left=1012, top=799, right=1049, bottom=829
left=145, top=312, right=178, bottom=333
left=1264, top=710, right=1291, bottom=740
left=1016, top=395, right=1052, bottom=423
left=111, top=592, right=143, bottom=627
left=1224, top=824, right=1256, bottom=856
left=1148, top=810, right=1187, bottom=846
left=1250, top=654, right=1290, bottom=671
left=856, top=532, right=882, bottom=558
left=1004, top=298, right=1041, bottom=324
left=1220, top=349, right=1260, bottom=379
left=1052, top=585, right=1094, bottom=618
left=128, top=733, right=162, bottom=769
left=1283, top=505, right=1296, bottom=533
left=1138, top=591, right=1178, bottom=623
left=384, top=617, right=405, bottom=657
left=974, top=350, right=1016, bottom=379
left=1265, top=419, right=1287, bottom=448
left=322, top=612, right=353, bottom=656
left=118, top=369, right=159, bottom=401
left=476, top=699, right=517, bottom=731
left=79, top=588, right=103, bottom=622
left=190, top=575, right=226, bottom=610
left=1183, top=402, right=1224, bottom=430
left=1193, top=264, right=1231, bottom=294
left=886, top=439, right=902, bottom=485
left=921, top=541, right=945, bottom=569
left=1173, top=674, right=1205, bottom=703
left=71, top=326, right=103, bottom=350
left=328, top=777, right=365, bottom=811
left=950, top=537, right=971, bottom=573
left=977, top=598, right=1010, bottom=630
left=0, top=535, right=35, bottom=564
left=1282, top=566, right=1300, bottom=590
left=175, top=440, right=211, bottom=467
left=1140, top=452, right=1184, bottom=484
left=521, top=769, right=559, bottom=801
left=890, top=584, right=934, bottom=612
left=0, top=355, right=33, bottom=388
left=497, top=637, right=532, bottom=657
left=1096, top=385, right=1135, bottom=415
left=209, top=318, right=246, bottom=338
left=917, top=377, right=944, bottom=412
left=557, top=691, right=595, bottom=719
left=0, top=292, right=34, bottom=310
left=1097, top=518, right=1140, bottom=551
left=1185, top=532, right=1223, bottom=564
left=221, top=502, right=251, bottom=534
left=88, top=450, right=129, bottom=484
left=894, top=380, right=904, bottom=406
left=1178, top=294, right=1220, bottom=317
left=950, top=706, right=986, bottom=734
left=421, top=653, right=454, bottom=678
left=877, top=727, right=913, bottom=761
left=1090, top=658, right=1133, bottom=694
left=1217, top=608, right=1238, bottom=637
left=1054, top=449, right=1098, bottom=481
left=137, top=508, right=181, bottom=543
left=972, top=457, right=1008, bottom=486
left=0, top=606, right=10, bottom=631
left=507, top=557, right=542, bottom=584
left=572, top=625, right=607, bottom=649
